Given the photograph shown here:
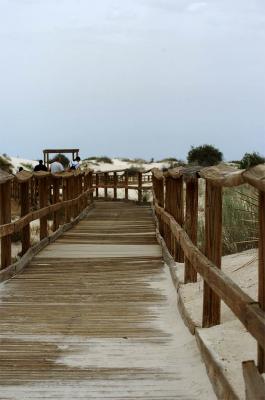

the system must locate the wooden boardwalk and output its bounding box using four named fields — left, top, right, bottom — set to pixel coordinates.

left=0, top=202, right=215, bottom=399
